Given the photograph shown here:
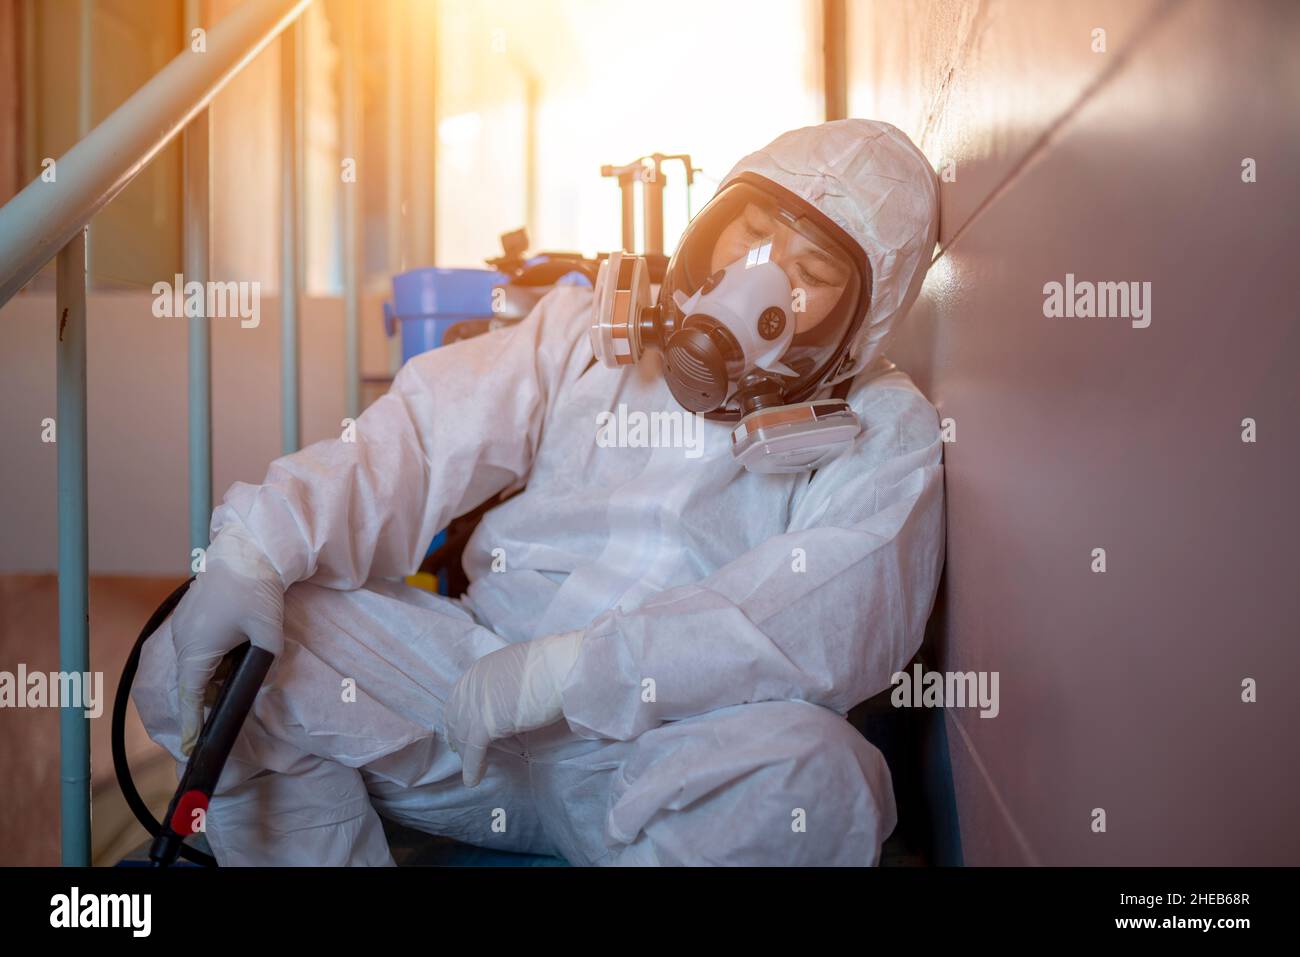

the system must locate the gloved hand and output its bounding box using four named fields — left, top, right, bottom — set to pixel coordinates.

left=444, top=630, right=584, bottom=787
left=170, top=524, right=285, bottom=755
